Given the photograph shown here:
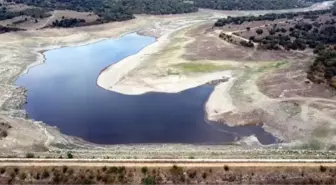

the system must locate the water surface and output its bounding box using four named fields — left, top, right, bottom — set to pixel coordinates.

left=16, top=33, right=276, bottom=145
